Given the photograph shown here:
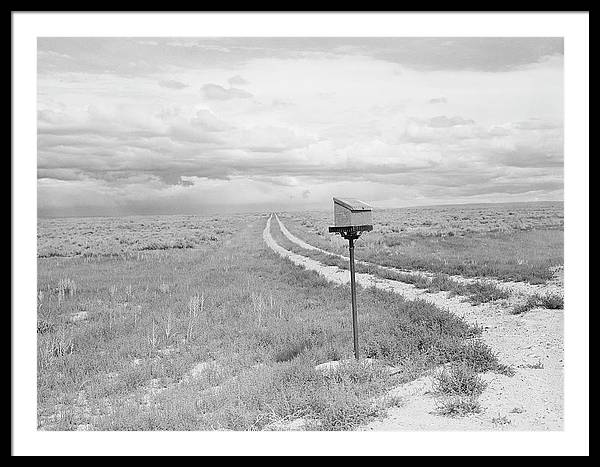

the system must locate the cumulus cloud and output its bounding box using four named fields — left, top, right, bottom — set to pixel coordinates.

left=202, top=83, right=253, bottom=100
